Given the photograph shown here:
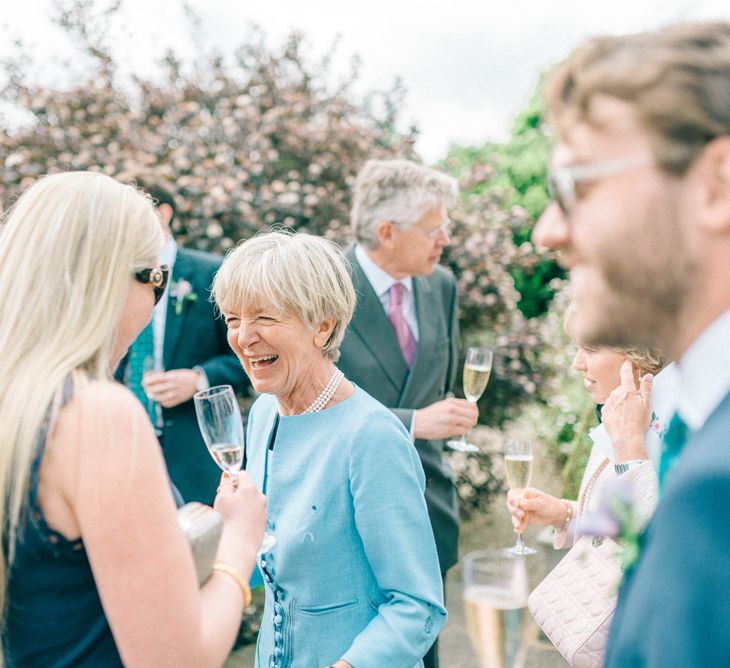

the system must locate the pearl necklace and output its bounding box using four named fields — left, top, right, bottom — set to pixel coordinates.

left=302, top=368, right=345, bottom=414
